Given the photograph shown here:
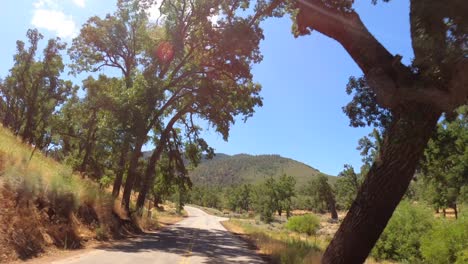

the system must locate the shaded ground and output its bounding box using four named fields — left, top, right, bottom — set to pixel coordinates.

left=43, top=206, right=264, bottom=264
